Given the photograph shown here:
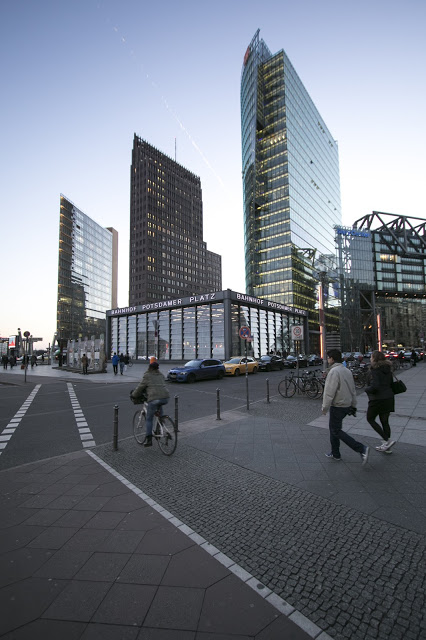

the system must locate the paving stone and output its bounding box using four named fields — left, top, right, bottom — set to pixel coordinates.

left=0, top=577, right=67, bottom=635
left=80, top=623, right=139, bottom=639
left=143, top=585, right=205, bottom=630
left=34, top=548, right=92, bottom=579
left=98, top=529, right=146, bottom=553
left=27, top=526, right=78, bottom=549
left=22, top=508, right=68, bottom=527
left=135, top=525, right=195, bottom=555
left=117, top=553, right=170, bottom=585
left=0, top=547, right=53, bottom=588
left=0, top=524, right=46, bottom=553
left=160, top=545, right=230, bottom=588
left=75, top=551, right=131, bottom=581
left=42, top=580, right=112, bottom=622
left=91, top=583, right=156, bottom=626
left=0, top=619, right=86, bottom=639
left=83, top=510, right=126, bottom=529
